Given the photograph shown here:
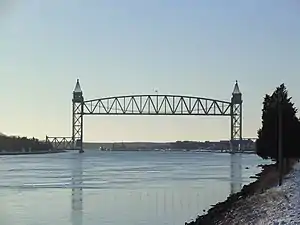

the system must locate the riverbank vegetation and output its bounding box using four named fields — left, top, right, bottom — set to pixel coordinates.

left=187, top=83, right=300, bottom=224
left=0, top=134, right=52, bottom=152
left=256, top=84, right=300, bottom=165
